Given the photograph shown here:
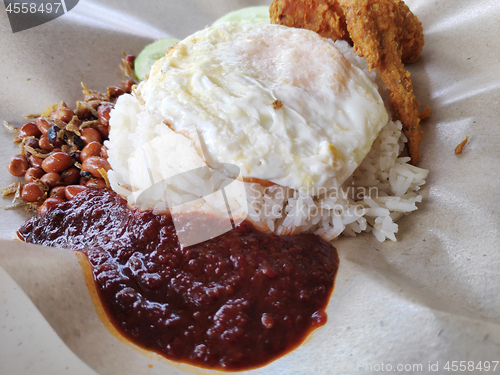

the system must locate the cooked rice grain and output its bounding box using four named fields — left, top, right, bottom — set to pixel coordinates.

left=106, top=40, right=428, bottom=242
